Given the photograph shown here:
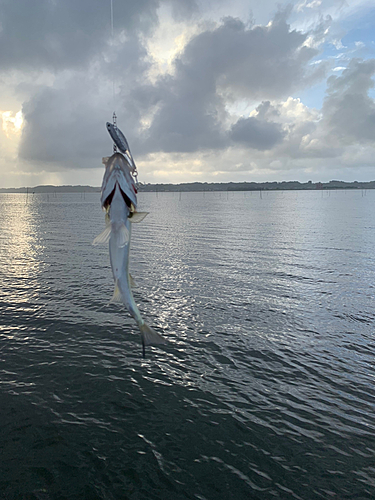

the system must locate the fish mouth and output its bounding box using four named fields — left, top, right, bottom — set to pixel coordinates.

left=103, top=184, right=133, bottom=210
